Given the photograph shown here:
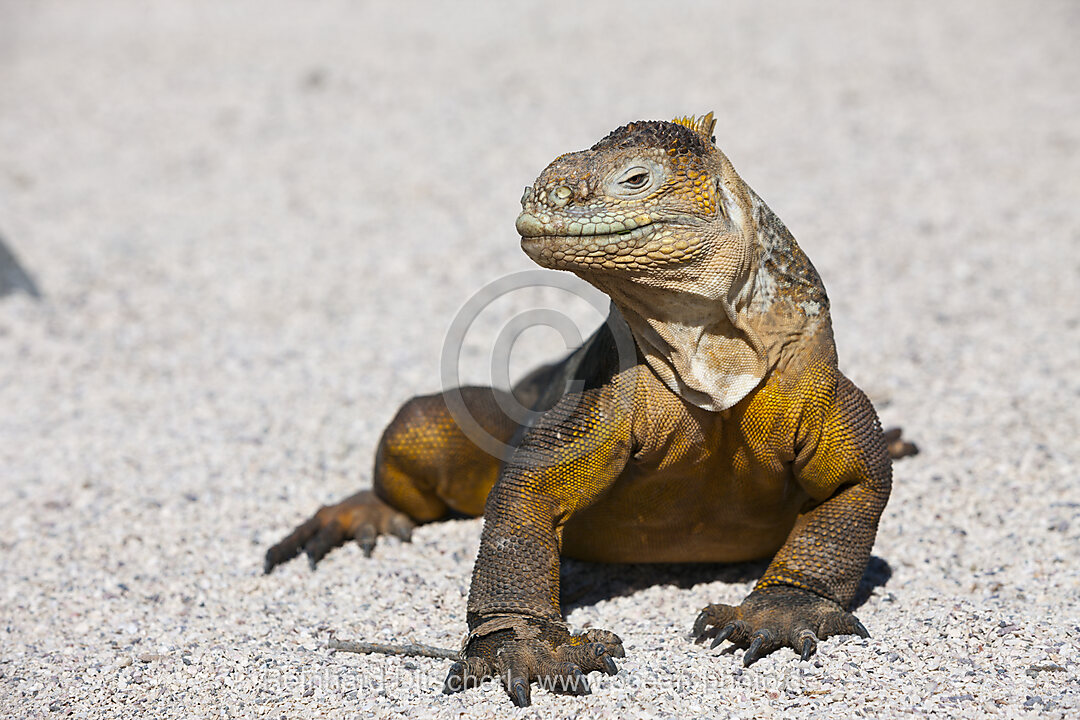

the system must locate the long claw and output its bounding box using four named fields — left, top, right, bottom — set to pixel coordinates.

left=602, top=655, right=618, bottom=676
left=388, top=516, right=414, bottom=542
left=358, top=538, right=376, bottom=557
left=355, top=524, right=378, bottom=558
left=511, top=679, right=531, bottom=707
left=854, top=619, right=870, bottom=638
left=303, top=523, right=347, bottom=570
left=710, top=624, right=735, bottom=649
left=442, top=662, right=466, bottom=695
left=743, top=635, right=765, bottom=666
left=800, top=637, right=815, bottom=661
